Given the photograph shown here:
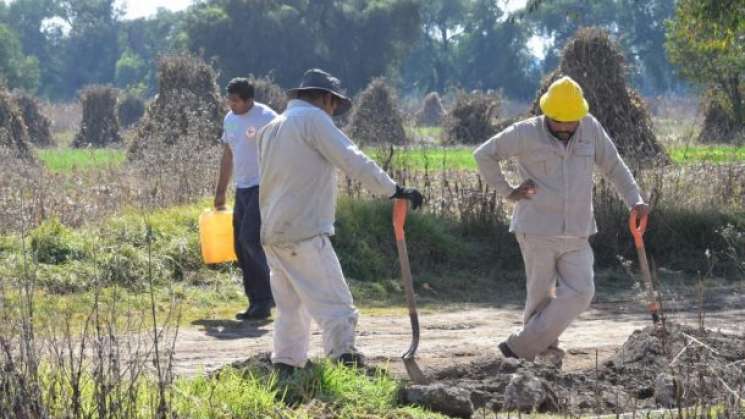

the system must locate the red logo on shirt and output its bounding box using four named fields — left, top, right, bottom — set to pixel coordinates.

left=245, top=126, right=257, bottom=139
